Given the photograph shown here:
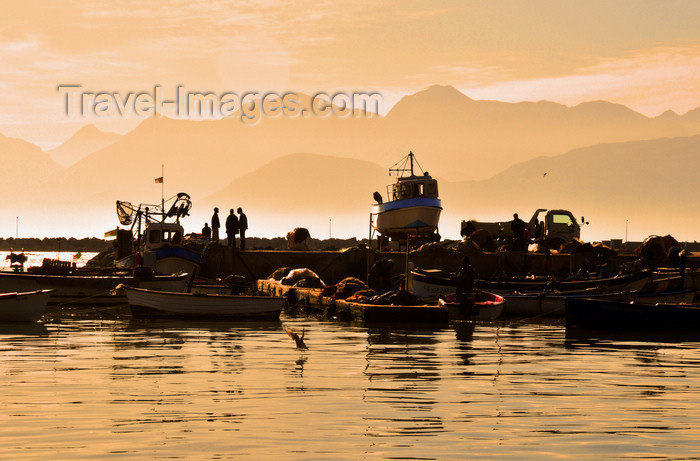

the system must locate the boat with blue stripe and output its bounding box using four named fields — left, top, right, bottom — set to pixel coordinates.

left=371, top=151, right=442, bottom=244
